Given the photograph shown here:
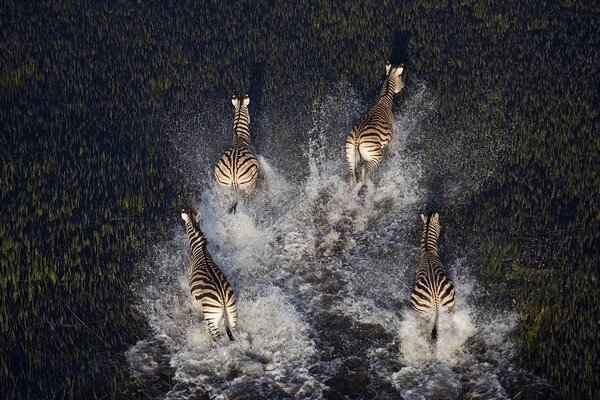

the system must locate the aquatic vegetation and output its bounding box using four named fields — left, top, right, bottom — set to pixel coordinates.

left=0, top=62, right=36, bottom=91
left=1, top=0, right=598, bottom=398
